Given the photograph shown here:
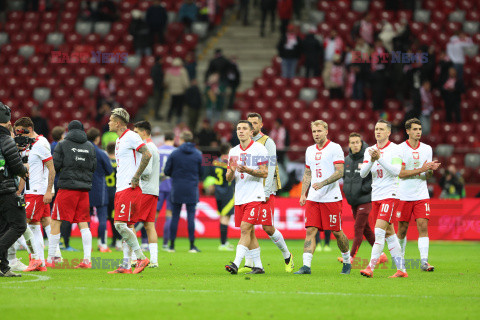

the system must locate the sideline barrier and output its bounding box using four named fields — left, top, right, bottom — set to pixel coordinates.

left=73, top=198, right=480, bottom=241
